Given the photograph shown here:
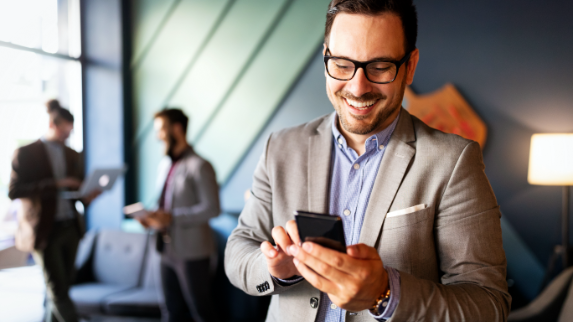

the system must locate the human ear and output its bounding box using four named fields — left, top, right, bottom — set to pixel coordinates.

left=405, top=48, right=419, bottom=85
